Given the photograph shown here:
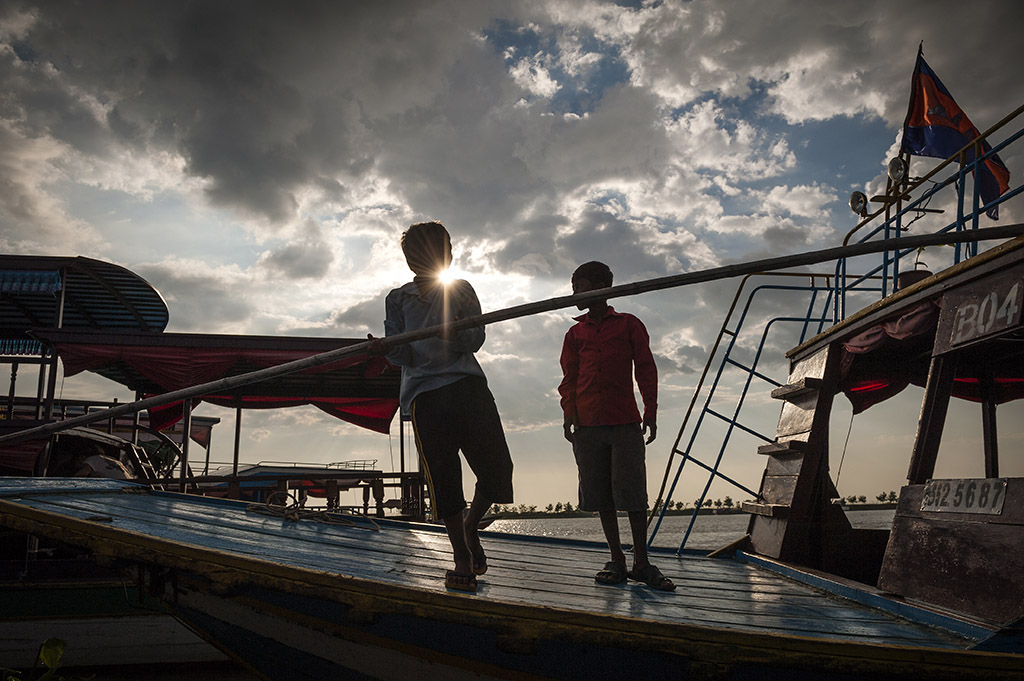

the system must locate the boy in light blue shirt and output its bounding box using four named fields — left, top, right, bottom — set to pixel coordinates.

left=370, top=221, right=513, bottom=593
